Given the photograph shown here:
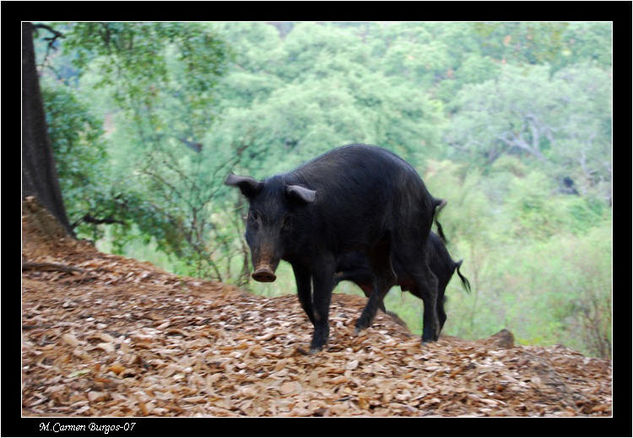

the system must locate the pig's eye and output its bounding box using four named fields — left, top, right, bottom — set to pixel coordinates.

left=248, top=211, right=260, bottom=224
left=281, top=215, right=292, bottom=231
